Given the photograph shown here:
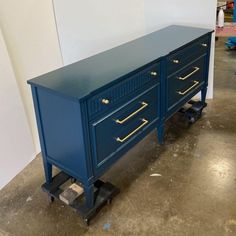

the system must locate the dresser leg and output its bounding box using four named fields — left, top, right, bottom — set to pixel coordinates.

left=157, top=124, right=165, bottom=144
left=43, top=161, right=52, bottom=184
left=201, top=87, right=207, bottom=103
left=84, top=184, right=94, bottom=209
